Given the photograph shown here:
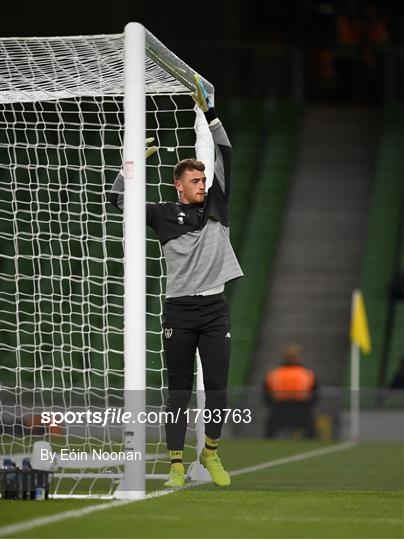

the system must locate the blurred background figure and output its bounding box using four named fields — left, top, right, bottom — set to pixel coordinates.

left=264, top=345, right=318, bottom=438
